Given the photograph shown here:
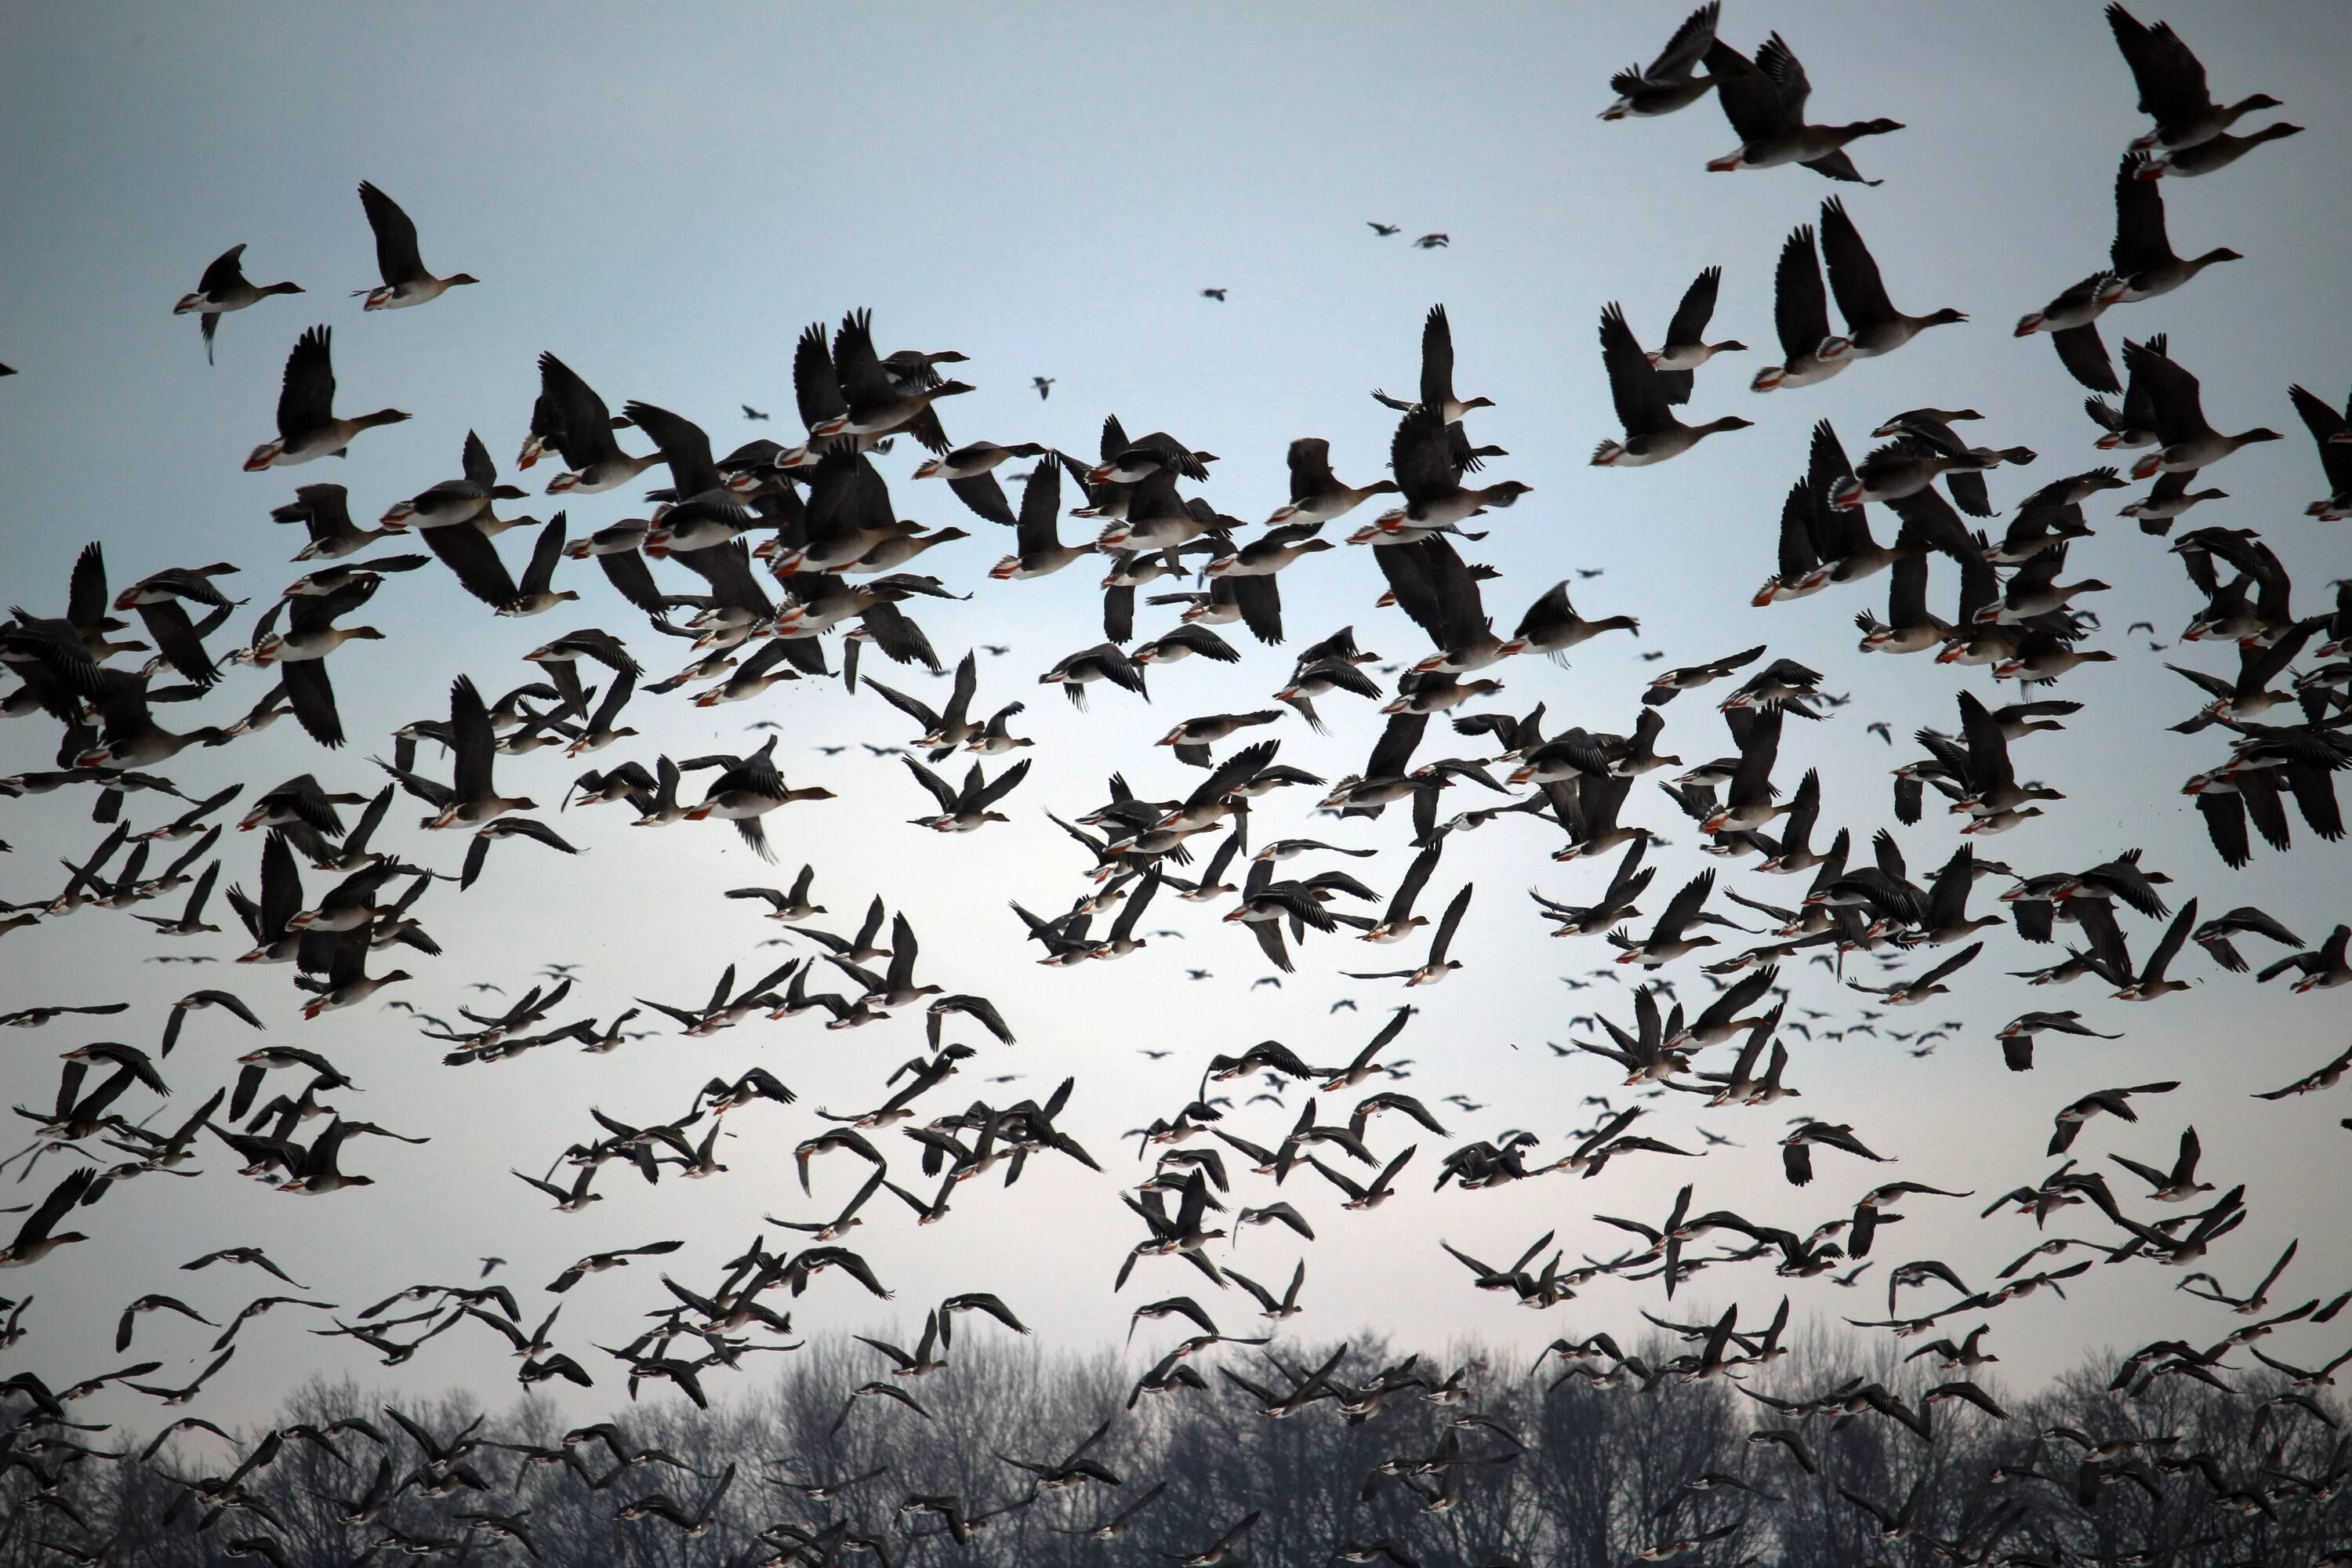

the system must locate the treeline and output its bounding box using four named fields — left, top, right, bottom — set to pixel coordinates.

left=4, top=1330, right=2346, bottom=1568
